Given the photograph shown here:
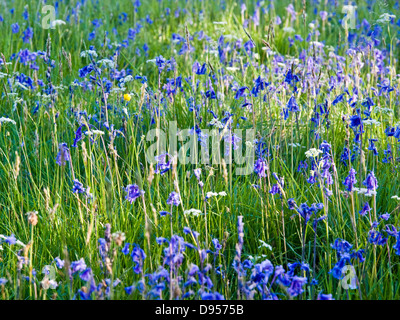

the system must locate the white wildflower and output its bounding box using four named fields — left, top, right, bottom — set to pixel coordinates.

left=283, top=27, right=295, bottom=33
left=0, top=117, right=16, bottom=125
left=353, top=187, right=377, bottom=197
left=305, top=148, right=323, bottom=158
left=97, top=59, right=115, bottom=69
left=80, top=50, right=98, bottom=58
left=183, top=209, right=202, bottom=216
left=50, top=20, right=66, bottom=28
left=377, top=13, right=396, bottom=24
left=363, top=119, right=381, bottom=126
left=258, top=240, right=273, bottom=250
